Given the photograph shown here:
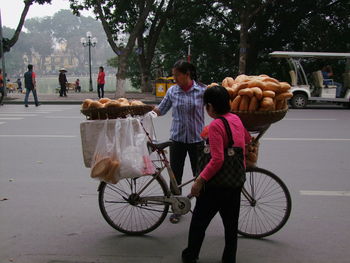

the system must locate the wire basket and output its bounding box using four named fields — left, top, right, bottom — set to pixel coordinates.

left=81, top=105, right=154, bottom=120
left=231, top=107, right=288, bottom=132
